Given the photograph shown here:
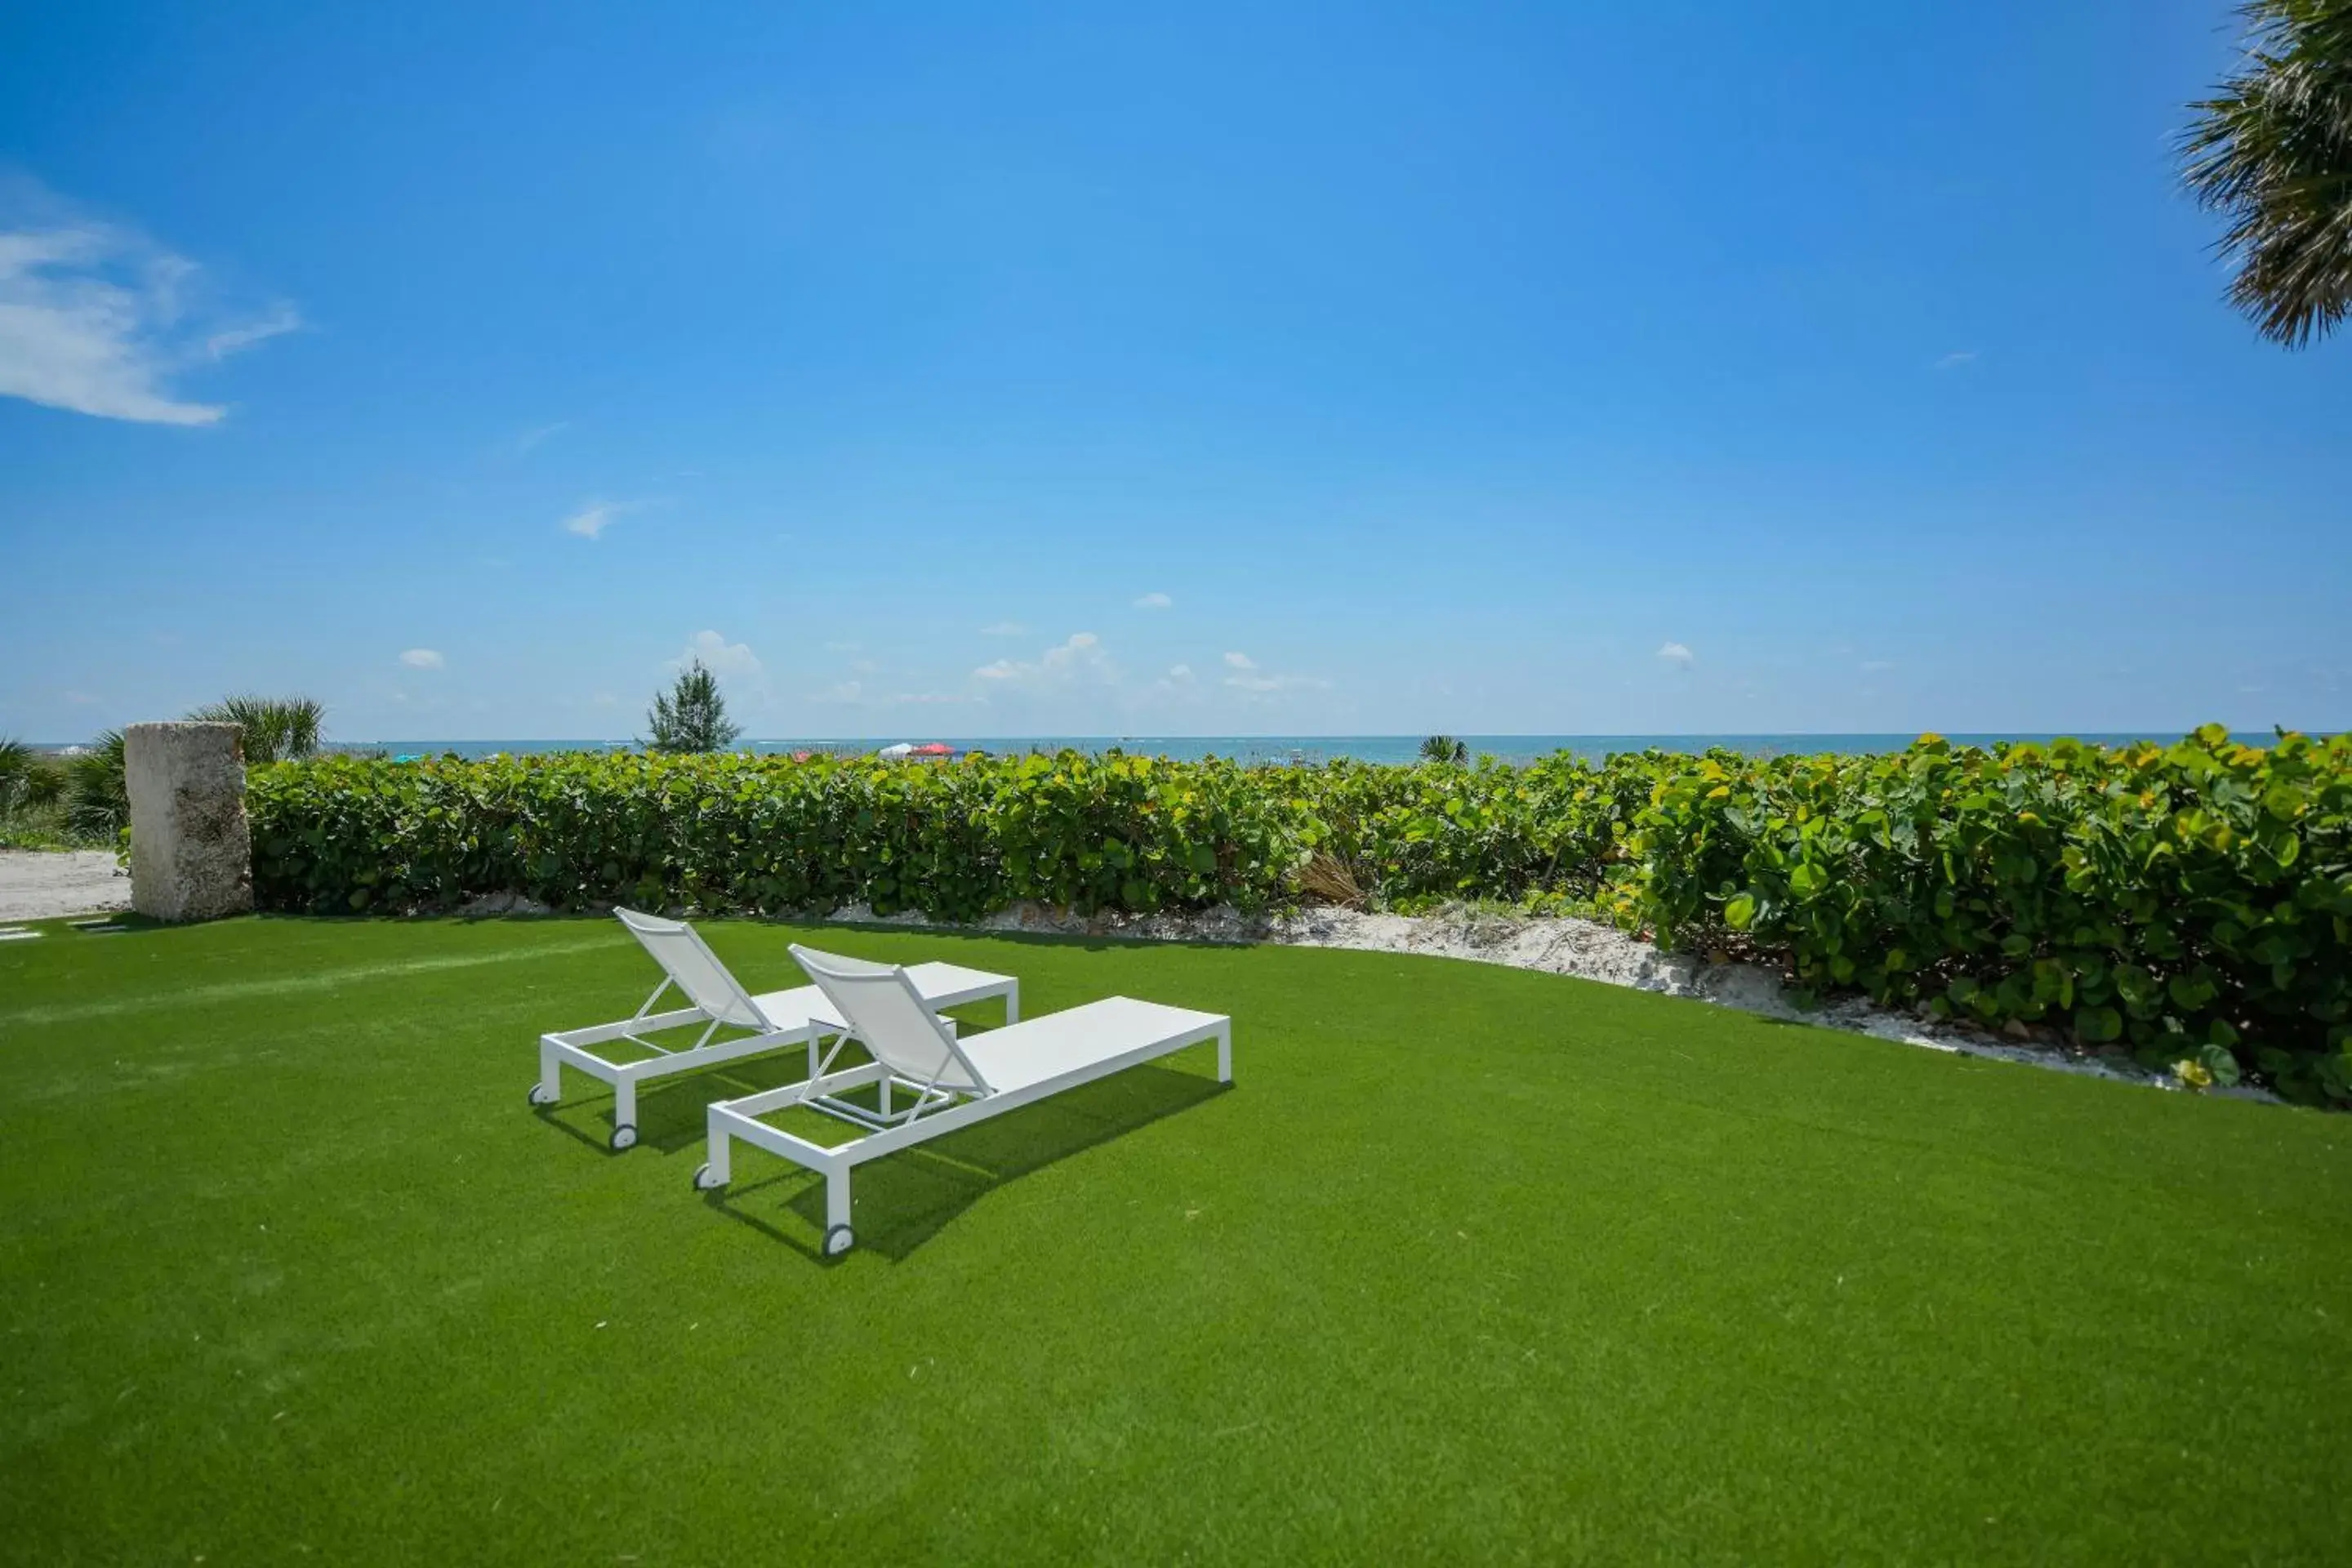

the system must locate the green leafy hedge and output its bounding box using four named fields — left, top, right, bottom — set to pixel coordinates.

left=247, top=728, right=2352, bottom=1103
